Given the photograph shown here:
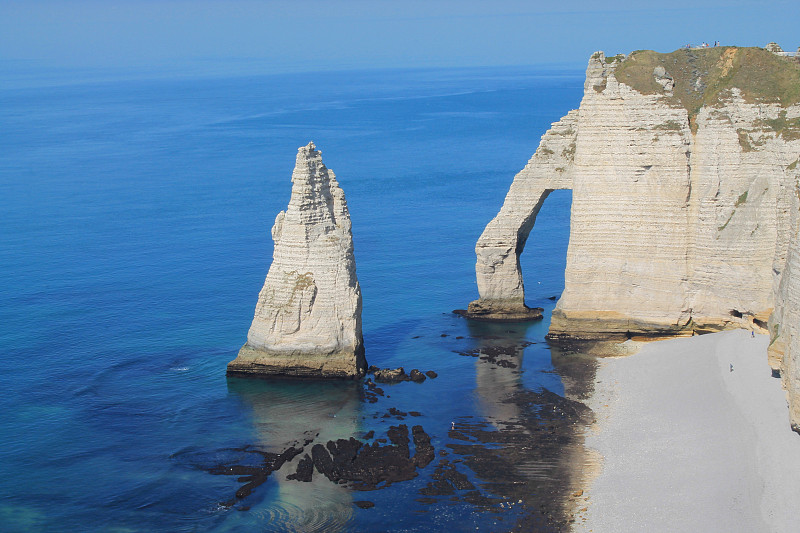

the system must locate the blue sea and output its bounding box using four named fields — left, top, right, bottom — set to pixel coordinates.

left=0, top=64, right=585, bottom=531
